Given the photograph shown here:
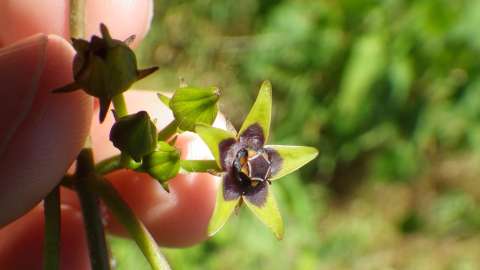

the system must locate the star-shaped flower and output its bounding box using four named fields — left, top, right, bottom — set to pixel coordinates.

left=196, top=81, right=318, bottom=239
